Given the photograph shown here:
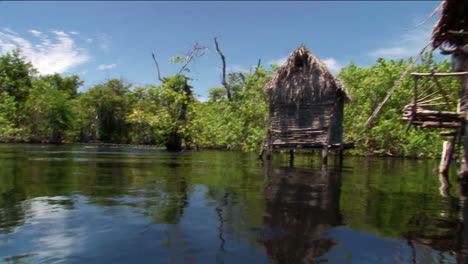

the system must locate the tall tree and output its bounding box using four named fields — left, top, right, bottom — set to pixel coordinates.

left=150, top=43, right=207, bottom=151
